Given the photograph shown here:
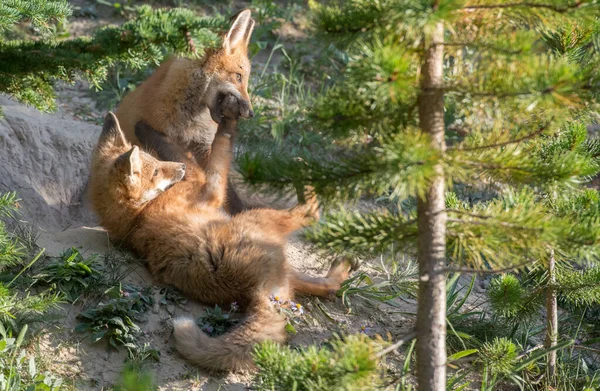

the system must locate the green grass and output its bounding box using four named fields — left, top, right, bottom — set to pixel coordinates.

left=0, top=192, right=67, bottom=389
left=337, top=255, right=417, bottom=311
left=0, top=324, right=65, bottom=391
left=111, top=364, right=157, bottom=391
